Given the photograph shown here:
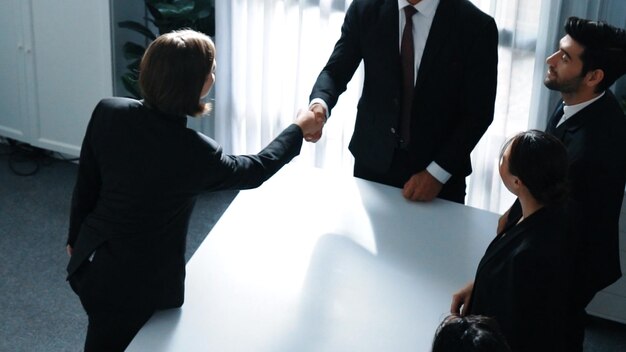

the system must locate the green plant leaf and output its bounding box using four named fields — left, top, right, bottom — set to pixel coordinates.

left=122, top=42, right=146, bottom=60
left=117, top=0, right=215, bottom=97
left=126, top=59, right=141, bottom=71
left=118, top=21, right=157, bottom=40
left=152, top=1, right=195, bottom=20
left=146, top=3, right=163, bottom=21
left=194, top=0, right=215, bottom=16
